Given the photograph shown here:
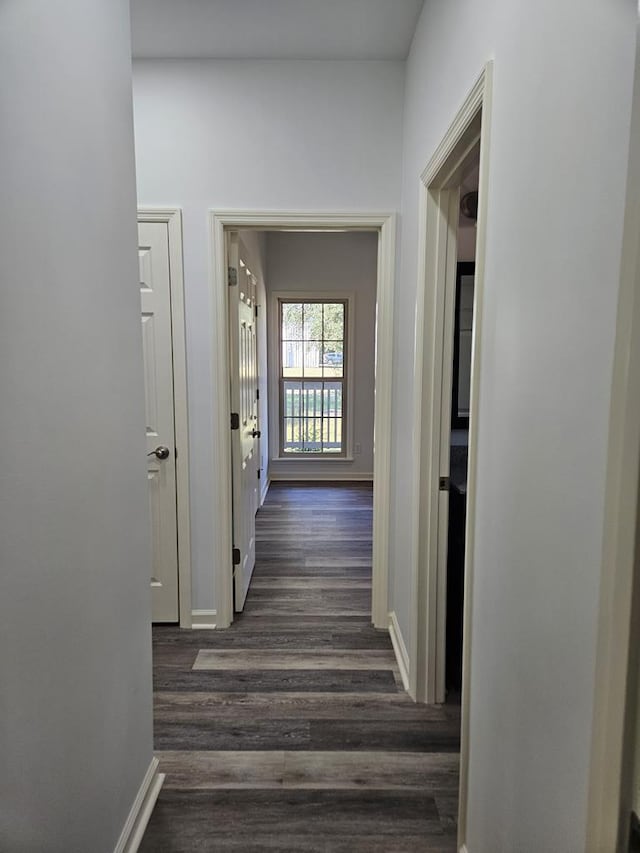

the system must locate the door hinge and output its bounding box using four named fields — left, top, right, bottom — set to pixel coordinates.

left=174, top=446, right=178, bottom=460
left=228, top=266, right=238, bottom=287
left=230, top=412, right=240, bottom=430
left=255, top=304, right=259, bottom=318
left=232, top=547, right=241, bottom=566
left=257, top=468, right=261, bottom=480
left=256, top=388, right=260, bottom=401
left=439, top=476, right=450, bottom=492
